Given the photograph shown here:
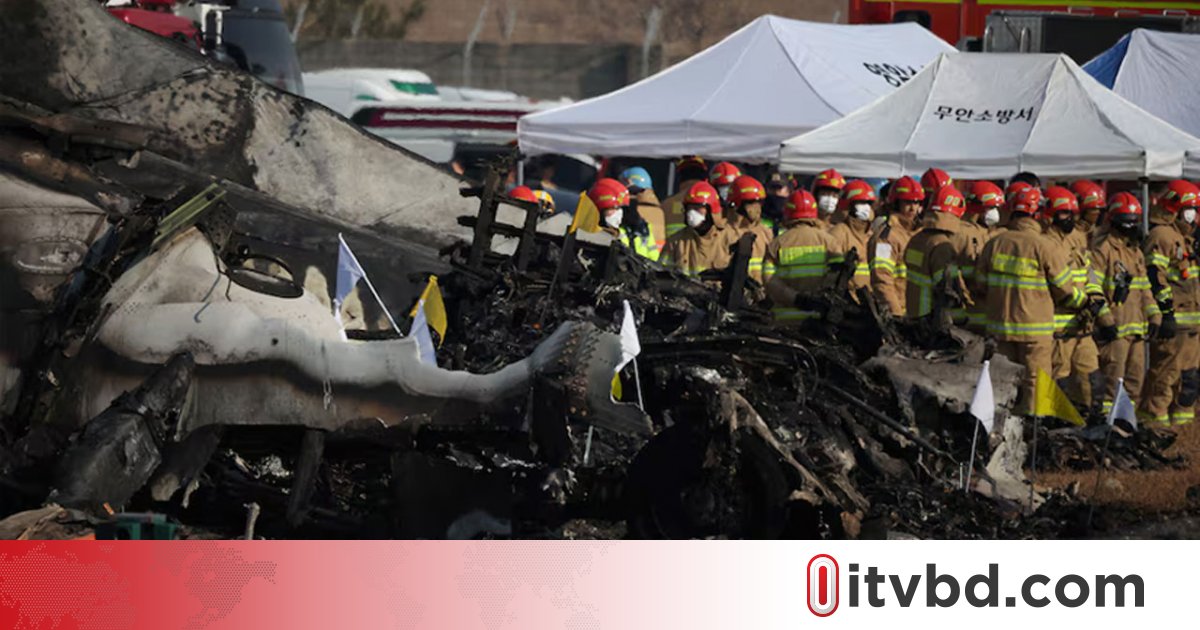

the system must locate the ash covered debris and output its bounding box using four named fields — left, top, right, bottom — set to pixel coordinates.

left=0, top=0, right=1193, bottom=541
